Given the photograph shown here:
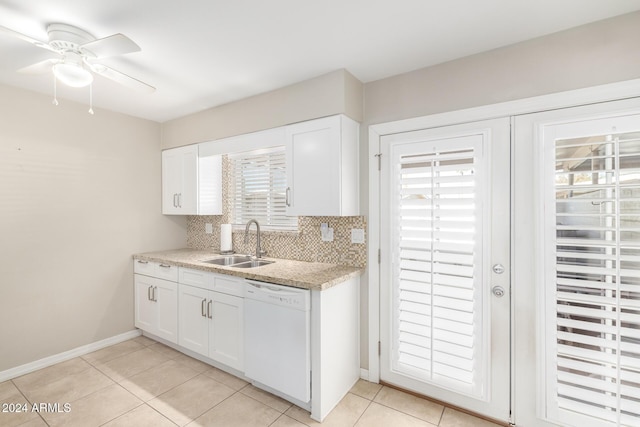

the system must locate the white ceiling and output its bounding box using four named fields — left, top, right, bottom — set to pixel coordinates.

left=1, top=0, right=640, bottom=123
